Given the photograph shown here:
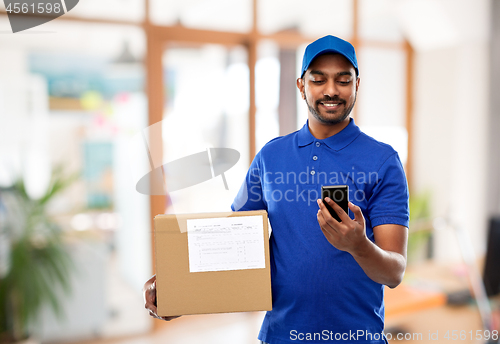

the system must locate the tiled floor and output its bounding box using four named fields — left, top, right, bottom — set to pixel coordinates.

left=72, top=305, right=489, bottom=344
left=73, top=312, right=266, bottom=344
left=385, top=304, right=485, bottom=344
left=149, top=312, right=265, bottom=344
